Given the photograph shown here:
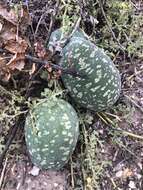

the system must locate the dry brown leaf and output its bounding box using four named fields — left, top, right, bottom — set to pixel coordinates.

left=0, top=4, right=29, bottom=81
left=0, top=21, right=28, bottom=54
left=19, top=7, right=31, bottom=30
left=0, top=56, right=7, bottom=70
left=29, top=63, right=36, bottom=75
left=3, top=72, right=11, bottom=81
left=14, top=60, right=25, bottom=71
left=45, top=65, right=52, bottom=73
left=7, top=53, right=25, bottom=71
left=5, top=39, right=28, bottom=54
left=0, top=24, right=16, bottom=42
left=0, top=56, right=11, bottom=81
left=0, top=4, right=31, bottom=27
left=0, top=4, right=18, bottom=25
left=0, top=22, right=3, bottom=32
left=122, top=168, right=133, bottom=179
left=34, top=41, right=47, bottom=59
